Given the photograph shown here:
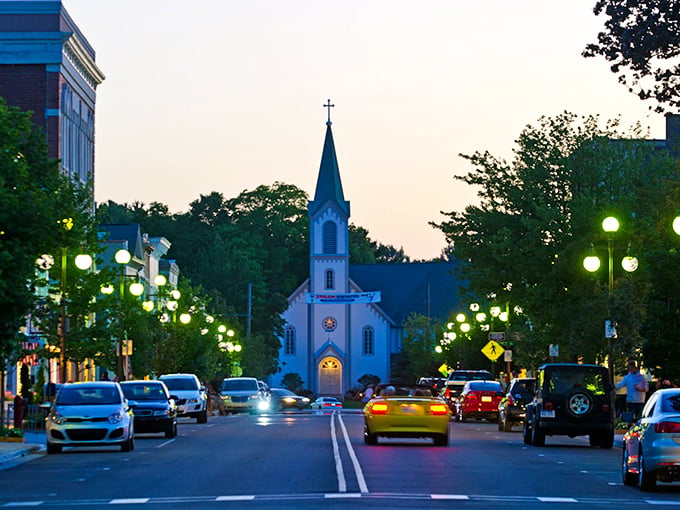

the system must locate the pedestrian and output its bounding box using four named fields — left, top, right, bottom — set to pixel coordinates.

left=616, top=360, right=649, bottom=420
